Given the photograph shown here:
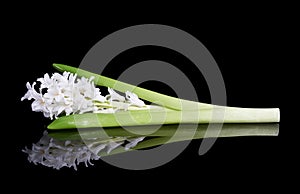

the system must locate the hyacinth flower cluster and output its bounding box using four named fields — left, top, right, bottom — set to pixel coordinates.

left=21, top=71, right=146, bottom=120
